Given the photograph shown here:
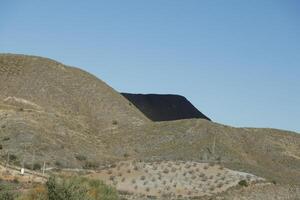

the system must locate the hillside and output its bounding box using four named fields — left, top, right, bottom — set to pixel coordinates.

left=0, top=53, right=149, bottom=167
left=0, top=54, right=148, bottom=130
left=122, top=93, right=211, bottom=121
left=0, top=54, right=299, bottom=199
